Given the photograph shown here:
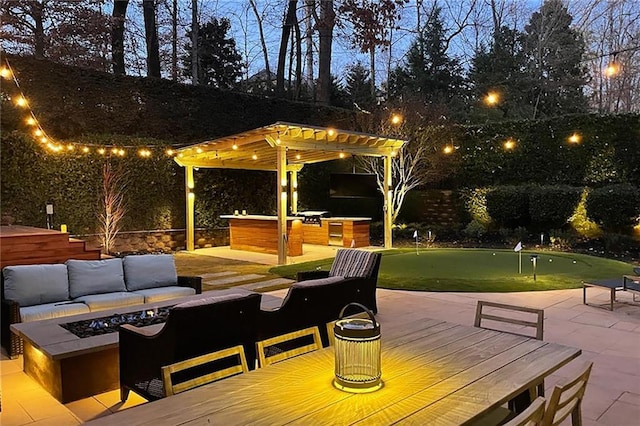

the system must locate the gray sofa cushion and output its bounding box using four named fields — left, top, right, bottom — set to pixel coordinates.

left=67, top=258, right=126, bottom=299
left=20, top=301, right=90, bottom=323
left=132, top=286, right=196, bottom=304
left=74, top=292, right=144, bottom=312
left=3, top=264, right=69, bottom=307
left=123, top=254, right=177, bottom=291
left=329, top=249, right=377, bottom=278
